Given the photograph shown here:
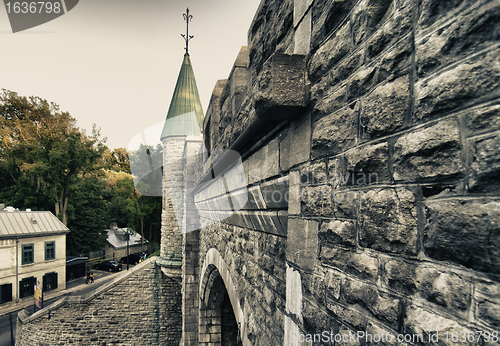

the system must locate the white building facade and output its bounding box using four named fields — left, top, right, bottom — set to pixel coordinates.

left=0, top=209, right=68, bottom=310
